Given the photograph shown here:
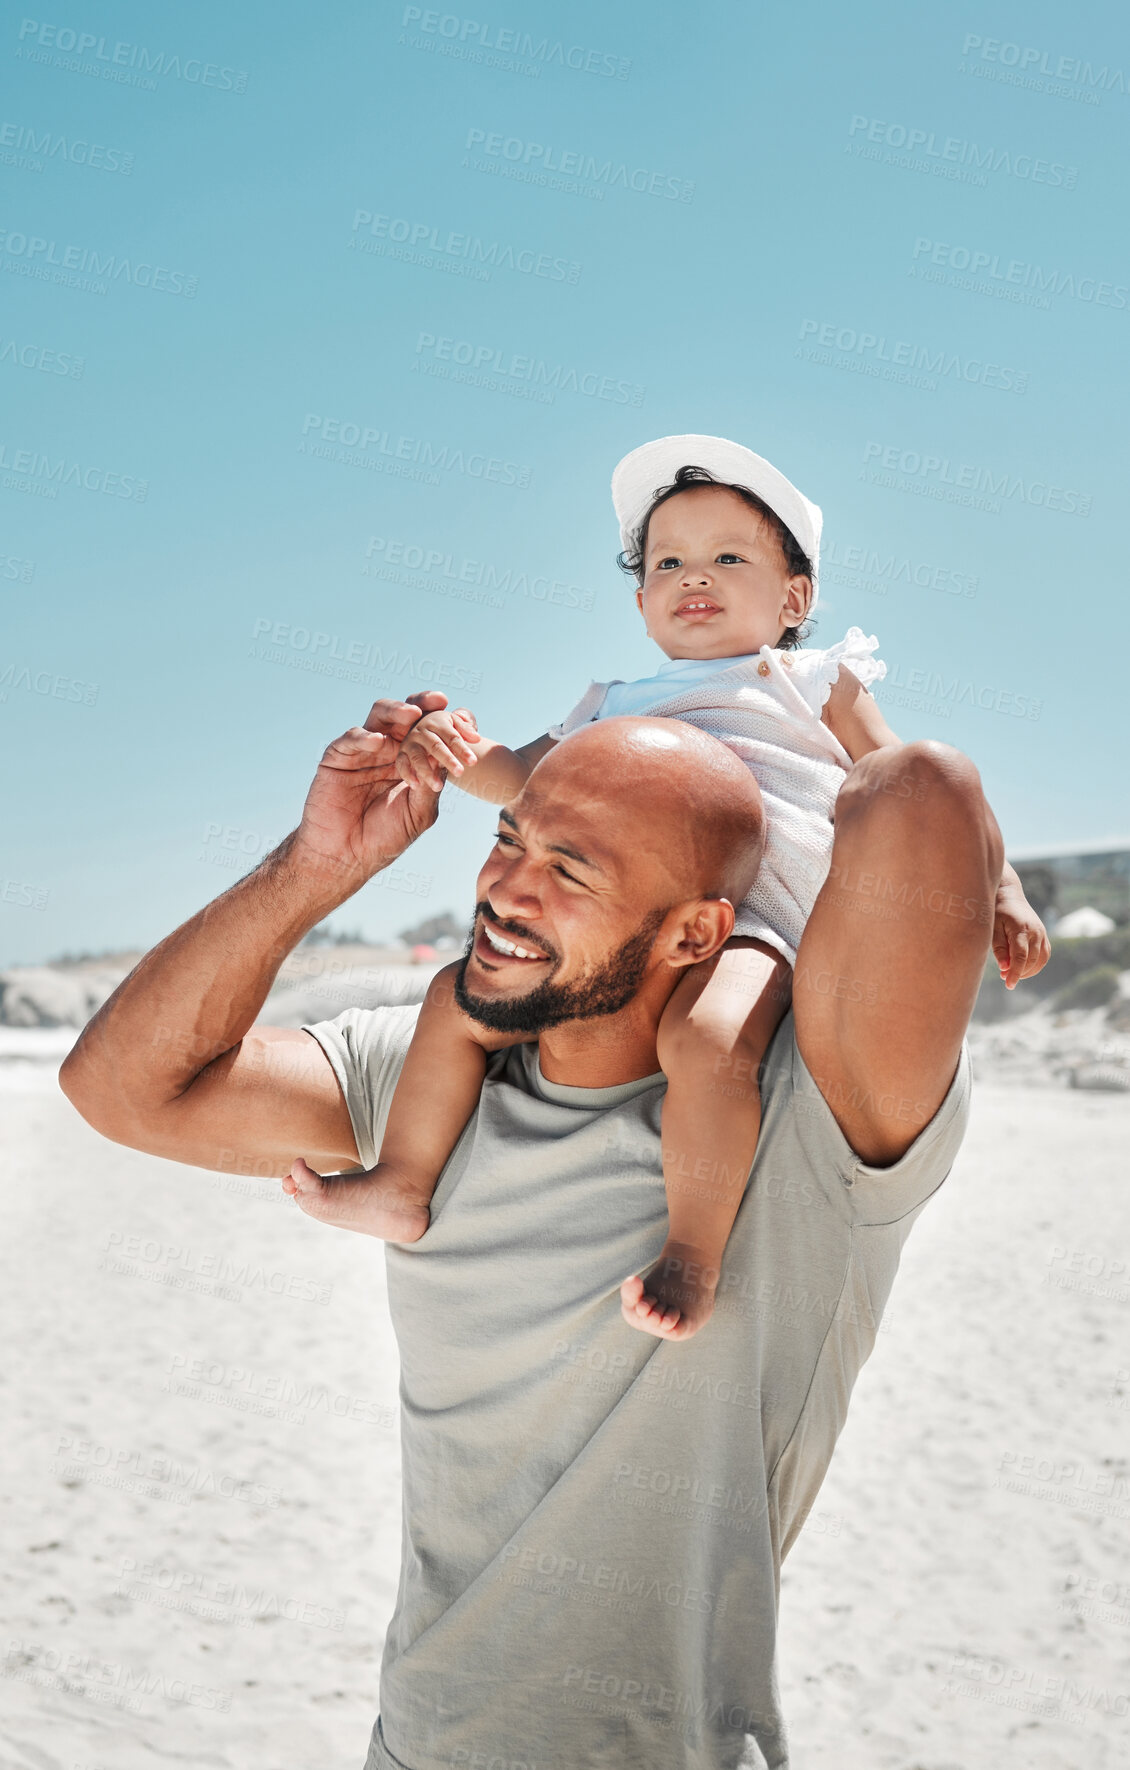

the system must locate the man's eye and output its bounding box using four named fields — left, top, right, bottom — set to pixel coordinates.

left=554, top=865, right=581, bottom=885
left=494, top=831, right=518, bottom=848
